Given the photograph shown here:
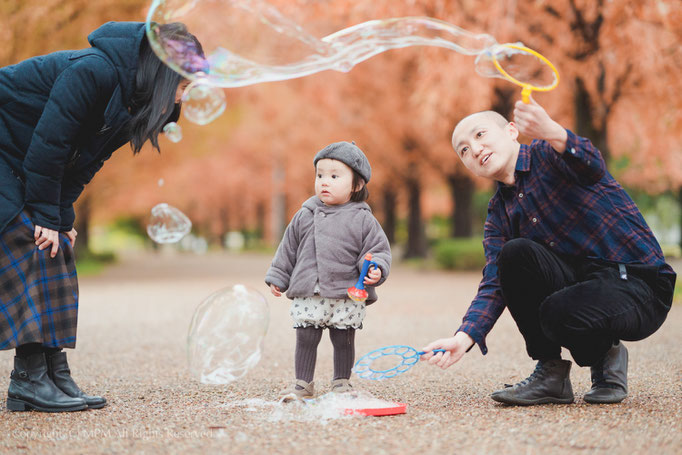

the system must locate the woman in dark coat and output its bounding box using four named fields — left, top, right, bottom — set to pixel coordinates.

left=0, top=21, right=204, bottom=412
